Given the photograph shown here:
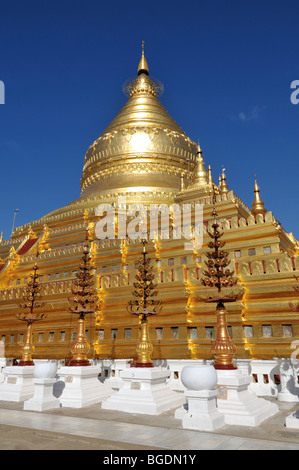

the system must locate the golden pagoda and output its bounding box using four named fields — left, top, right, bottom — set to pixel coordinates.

left=0, top=44, right=298, bottom=363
